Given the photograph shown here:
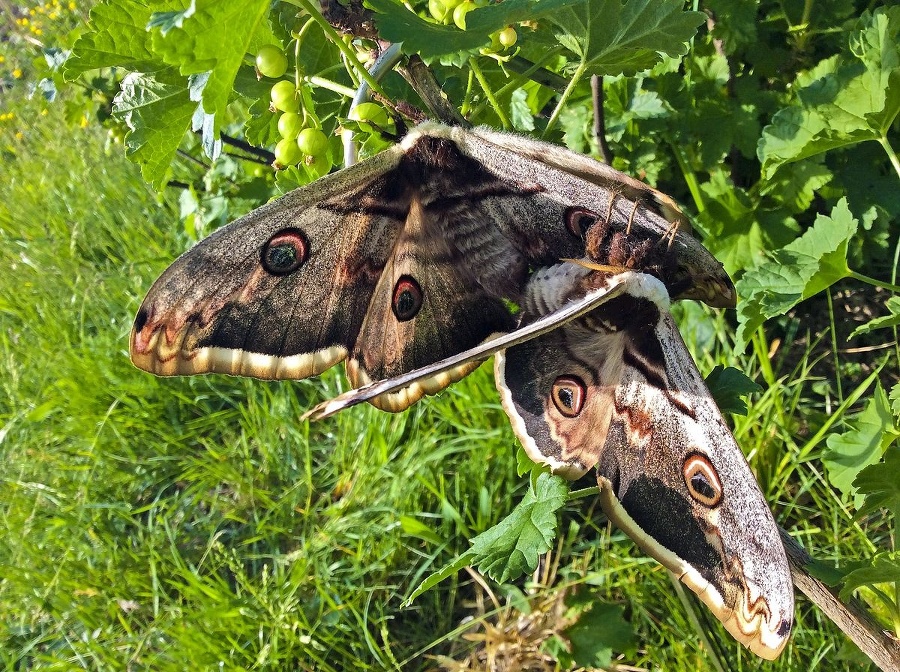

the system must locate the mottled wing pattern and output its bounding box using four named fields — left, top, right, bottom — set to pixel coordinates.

left=131, top=122, right=735, bottom=411
left=496, top=265, right=794, bottom=659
